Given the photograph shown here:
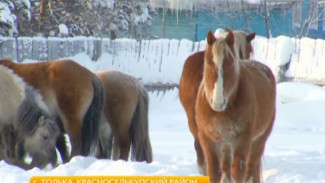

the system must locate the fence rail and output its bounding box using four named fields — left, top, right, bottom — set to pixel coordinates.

left=1, top=36, right=325, bottom=85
